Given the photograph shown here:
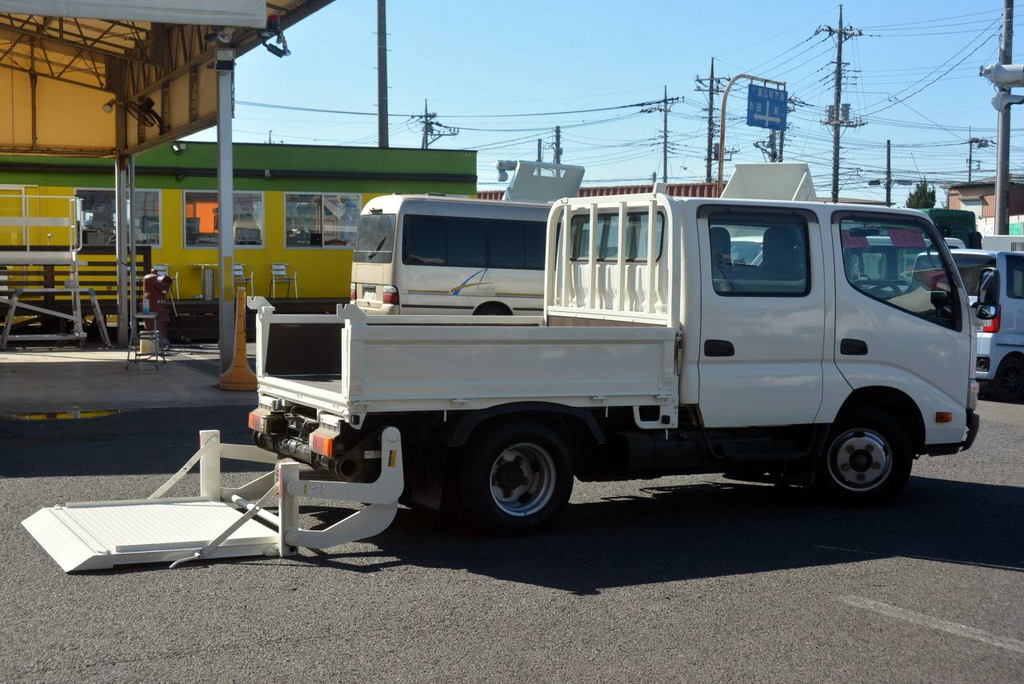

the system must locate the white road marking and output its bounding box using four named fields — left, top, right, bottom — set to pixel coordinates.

left=839, top=596, right=1024, bottom=656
